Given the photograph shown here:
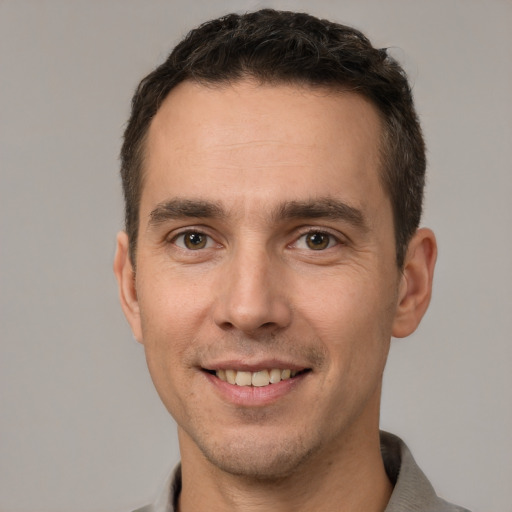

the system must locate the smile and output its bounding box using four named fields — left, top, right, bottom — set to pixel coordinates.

left=212, top=368, right=307, bottom=387
left=202, top=365, right=312, bottom=406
